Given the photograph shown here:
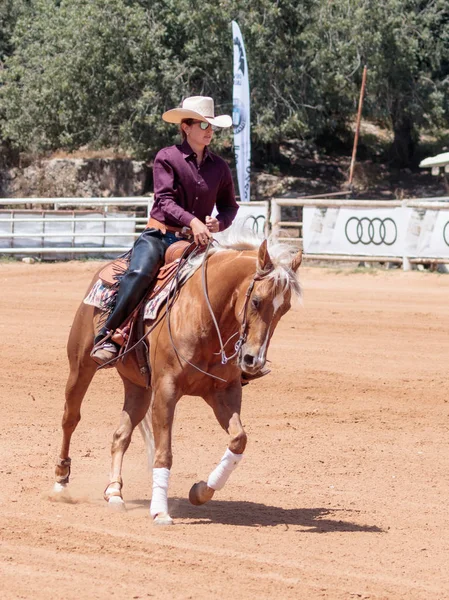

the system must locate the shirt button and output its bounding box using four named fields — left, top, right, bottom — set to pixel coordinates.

left=195, top=197, right=198, bottom=200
